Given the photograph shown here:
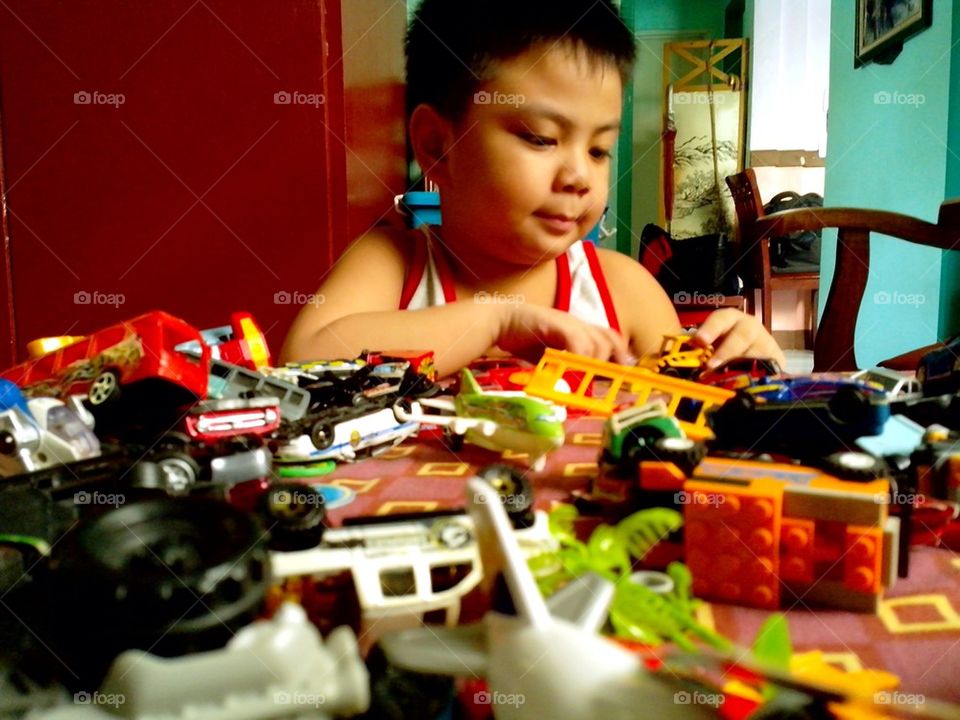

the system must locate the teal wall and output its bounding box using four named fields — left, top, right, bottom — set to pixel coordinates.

left=822, top=0, right=955, bottom=367
left=634, top=0, right=727, bottom=35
